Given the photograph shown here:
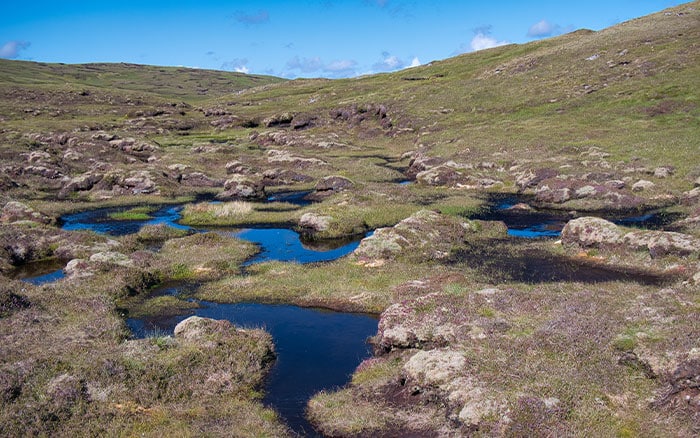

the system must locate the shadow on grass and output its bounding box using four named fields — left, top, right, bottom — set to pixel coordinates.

left=452, top=240, right=674, bottom=285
